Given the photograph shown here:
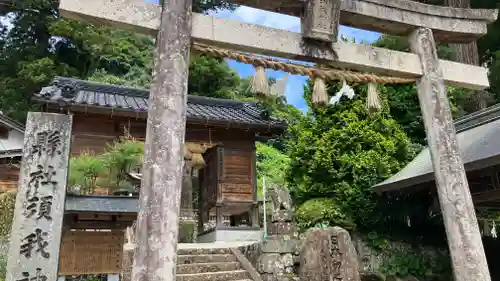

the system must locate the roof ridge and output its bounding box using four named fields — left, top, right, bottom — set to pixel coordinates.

left=52, top=76, right=261, bottom=108
left=54, top=76, right=150, bottom=98
left=34, top=77, right=287, bottom=131
left=455, top=103, right=500, bottom=133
